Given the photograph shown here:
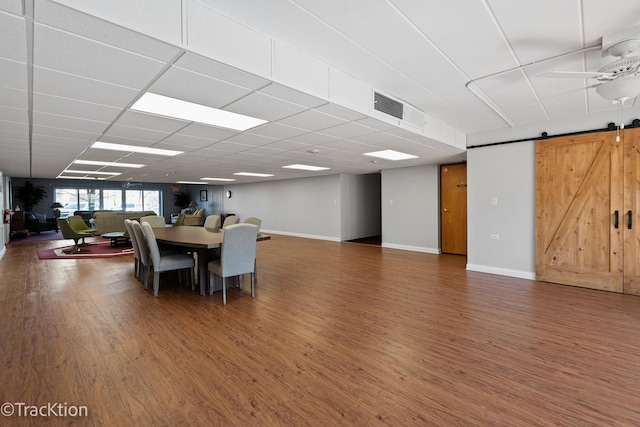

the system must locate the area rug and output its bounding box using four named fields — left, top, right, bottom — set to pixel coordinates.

left=37, top=241, right=133, bottom=260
